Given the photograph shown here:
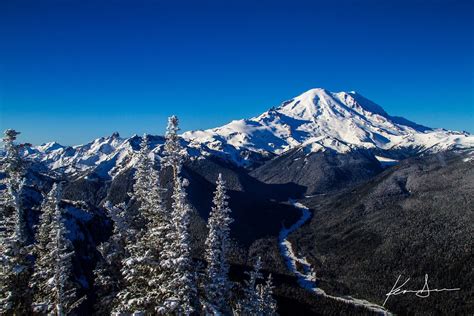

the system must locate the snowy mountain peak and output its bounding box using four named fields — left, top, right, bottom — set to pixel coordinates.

left=23, top=88, right=474, bottom=174
left=37, top=142, right=64, bottom=153
left=183, top=88, right=474, bottom=162
left=274, top=88, right=390, bottom=122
